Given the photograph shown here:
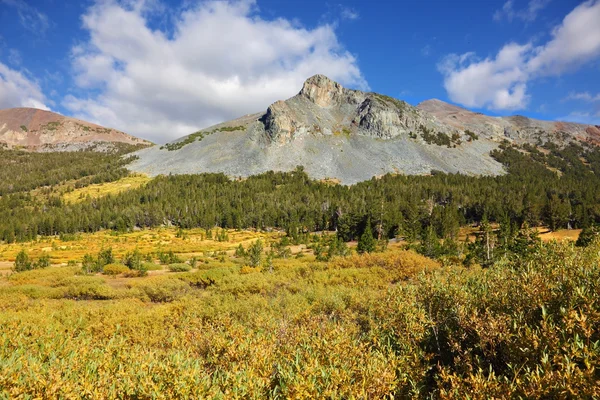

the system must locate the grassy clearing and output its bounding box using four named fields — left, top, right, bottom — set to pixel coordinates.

left=458, top=225, right=582, bottom=243
left=62, top=174, right=151, bottom=203
left=0, top=228, right=284, bottom=266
